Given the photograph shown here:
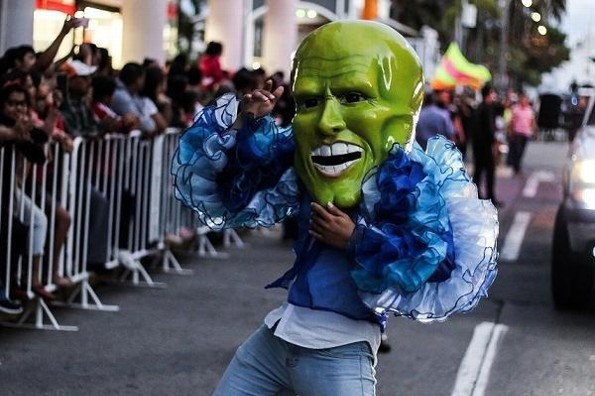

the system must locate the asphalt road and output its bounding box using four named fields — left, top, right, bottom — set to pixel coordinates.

left=1, top=139, right=594, bottom=396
